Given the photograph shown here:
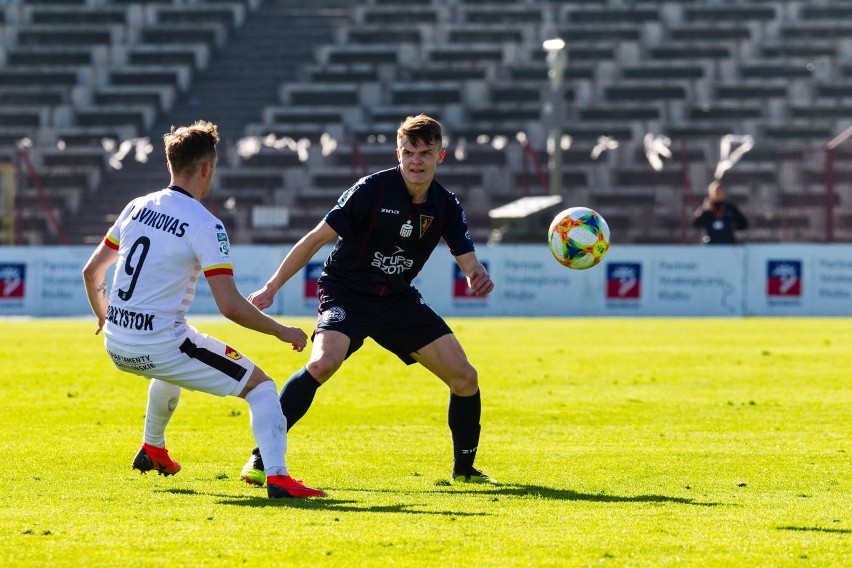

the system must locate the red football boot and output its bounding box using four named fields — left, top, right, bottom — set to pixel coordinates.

left=132, top=443, right=181, bottom=476
left=266, top=475, right=326, bottom=498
